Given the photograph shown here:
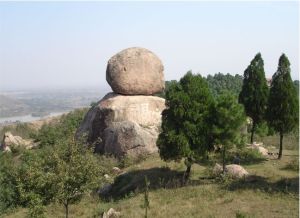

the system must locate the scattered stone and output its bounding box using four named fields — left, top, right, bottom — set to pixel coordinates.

left=225, top=164, right=249, bottom=179
left=112, top=167, right=121, bottom=174
left=102, top=208, right=120, bottom=218
left=246, top=142, right=268, bottom=156
left=213, top=163, right=249, bottom=179
left=0, top=143, right=11, bottom=152
left=1, top=132, right=36, bottom=151
left=106, top=47, right=165, bottom=95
